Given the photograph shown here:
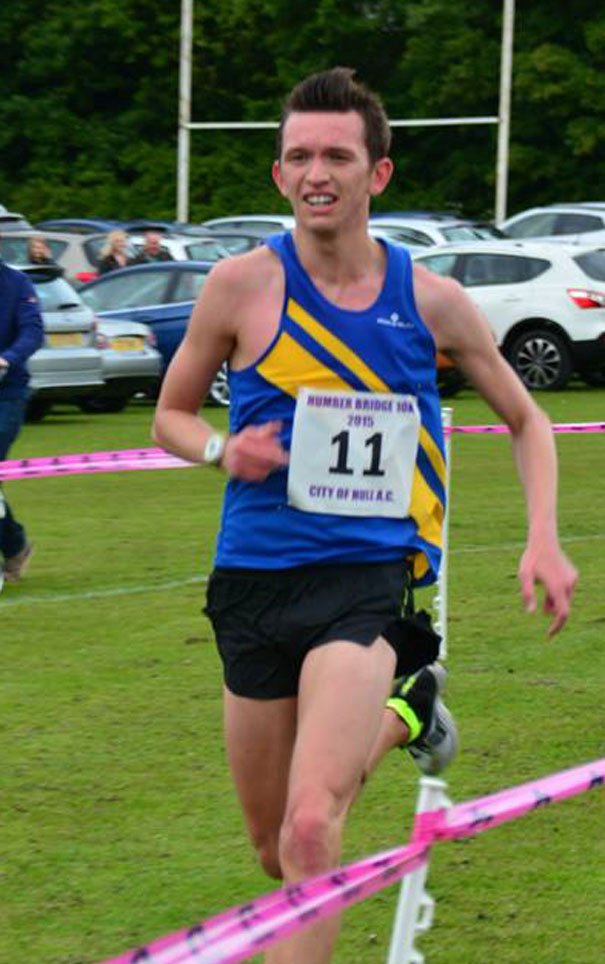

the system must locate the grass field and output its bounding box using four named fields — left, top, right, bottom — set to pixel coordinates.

left=2, top=386, right=604, bottom=964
